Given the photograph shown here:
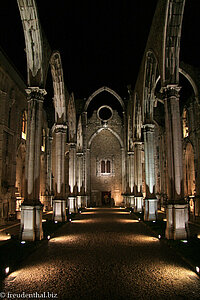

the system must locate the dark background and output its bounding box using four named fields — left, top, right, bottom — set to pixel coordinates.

left=0, top=0, right=200, bottom=100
